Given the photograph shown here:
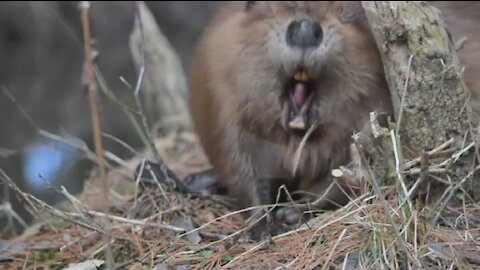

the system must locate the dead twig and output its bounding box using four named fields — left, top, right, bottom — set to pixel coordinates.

left=80, top=2, right=113, bottom=268
left=430, top=164, right=480, bottom=226
left=1, top=87, right=117, bottom=169
left=0, top=169, right=102, bottom=234
left=403, top=138, right=455, bottom=170
left=80, top=0, right=108, bottom=205
left=0, top=202, right=28, bottom=232
left=102, top=132, right=139, bottom=156
left=67, top=210, right=186, bottom=232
